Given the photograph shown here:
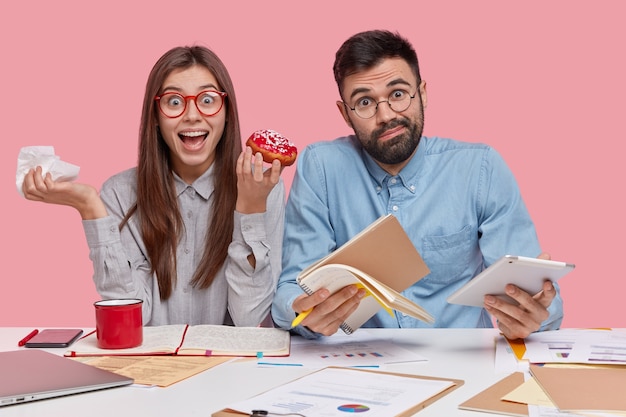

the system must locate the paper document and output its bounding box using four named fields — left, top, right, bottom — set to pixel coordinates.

left=495, top=337, right=529, bottom=373
left=222, top=367, right=458, bottom=417
left=527, top=405, right=608, bottom=417
left=523, top=329, right=626, bottom=364
left=503, top=377, right=555, bottom=408
left=74, top=355, right=231, bottom=387
left=259, top=330, right=427, bottom=368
